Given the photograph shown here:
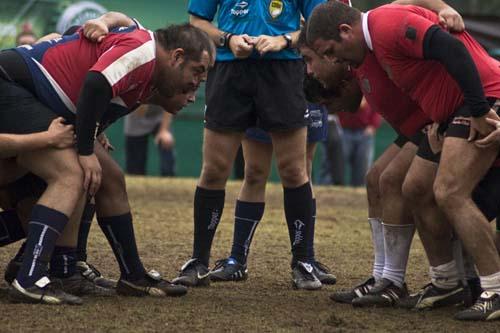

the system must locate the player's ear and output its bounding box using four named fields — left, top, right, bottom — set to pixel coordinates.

left=338, top=24, right=353, bottom=41
left=171, top=48, right=185, bottom=66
